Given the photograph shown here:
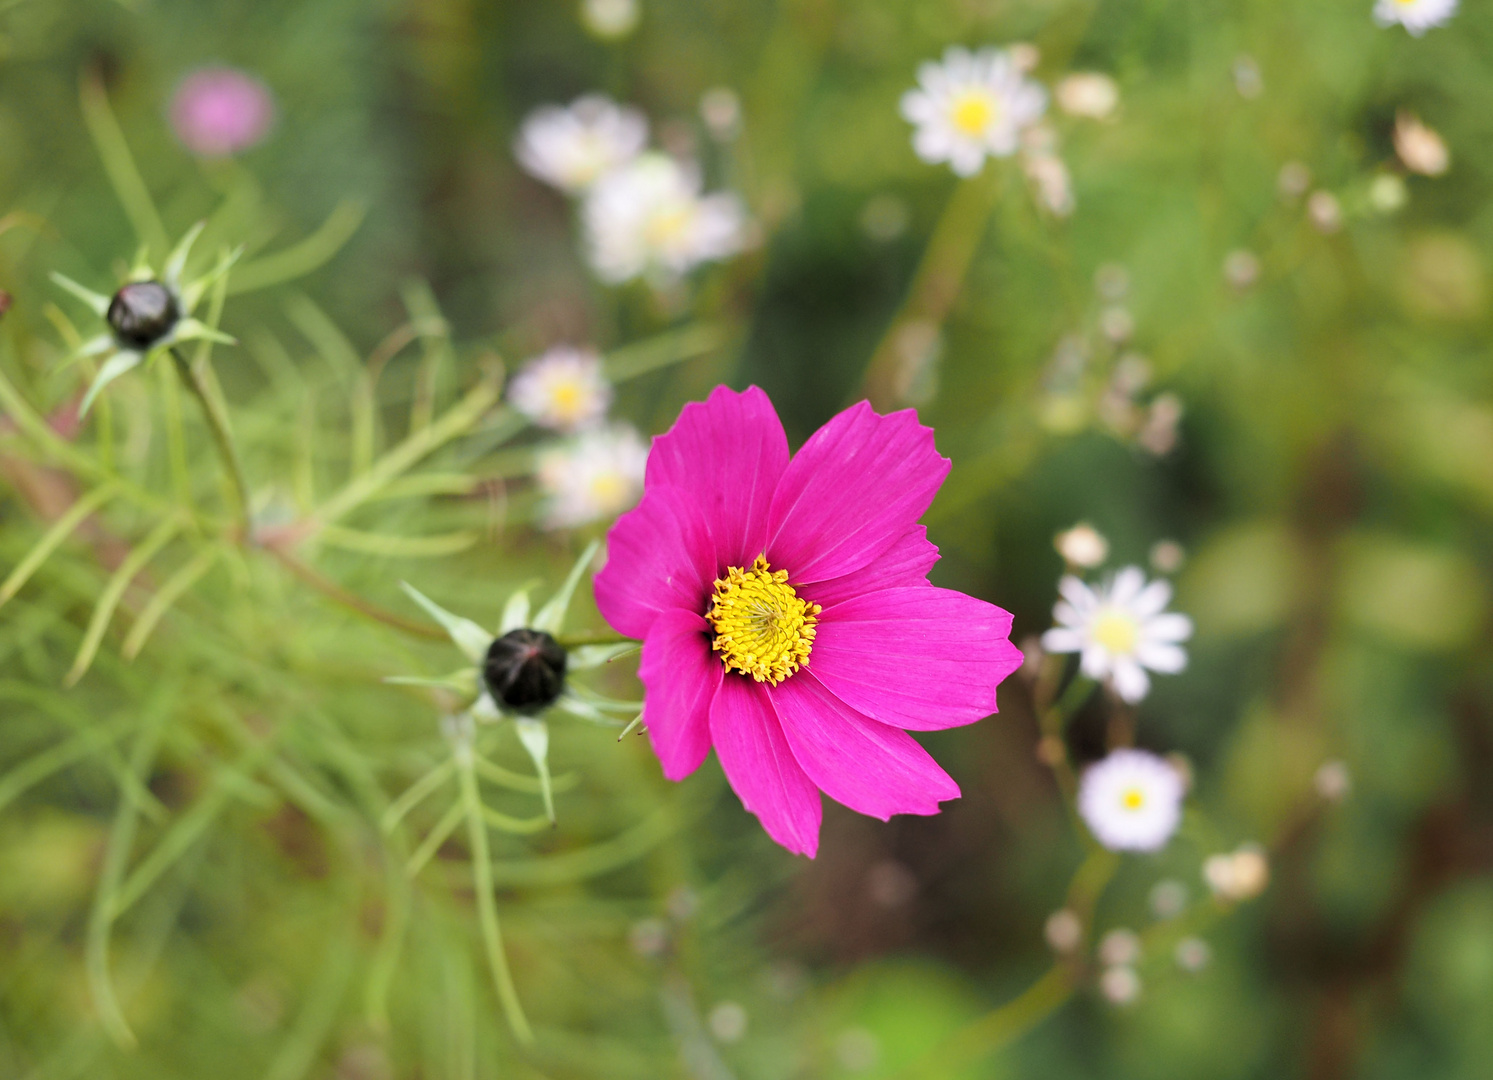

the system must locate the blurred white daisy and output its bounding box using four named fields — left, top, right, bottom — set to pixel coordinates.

left=1374, top=0, right=1457, bottom=35
left=1394, top=111, right=1449, bottom=176
left=1078, top=748, right=1185, bottom=852
left=580, top=0, right=640, bottom=39
left=515, top=95, right=648, bottom=194
left=1055, top=523, right=1109, bottom=569
left=900, top=46, right=1048, bottom=177
left=537, top=424, right=649, bottom=528
left=508, top=346, right=612, bottom=432
left=581, top=152, right=746, bottom=283
left=1055, top=73, right=1119, bottom=120
left=1041, top=566, right=1194, bottom=703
